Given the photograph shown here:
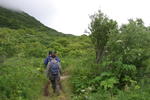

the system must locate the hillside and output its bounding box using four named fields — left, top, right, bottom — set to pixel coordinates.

left=0, top=6, right=150, bottom=100
left=0, top=6, right=91, bottom=100
left=0, top=6, right=63, bottom=35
